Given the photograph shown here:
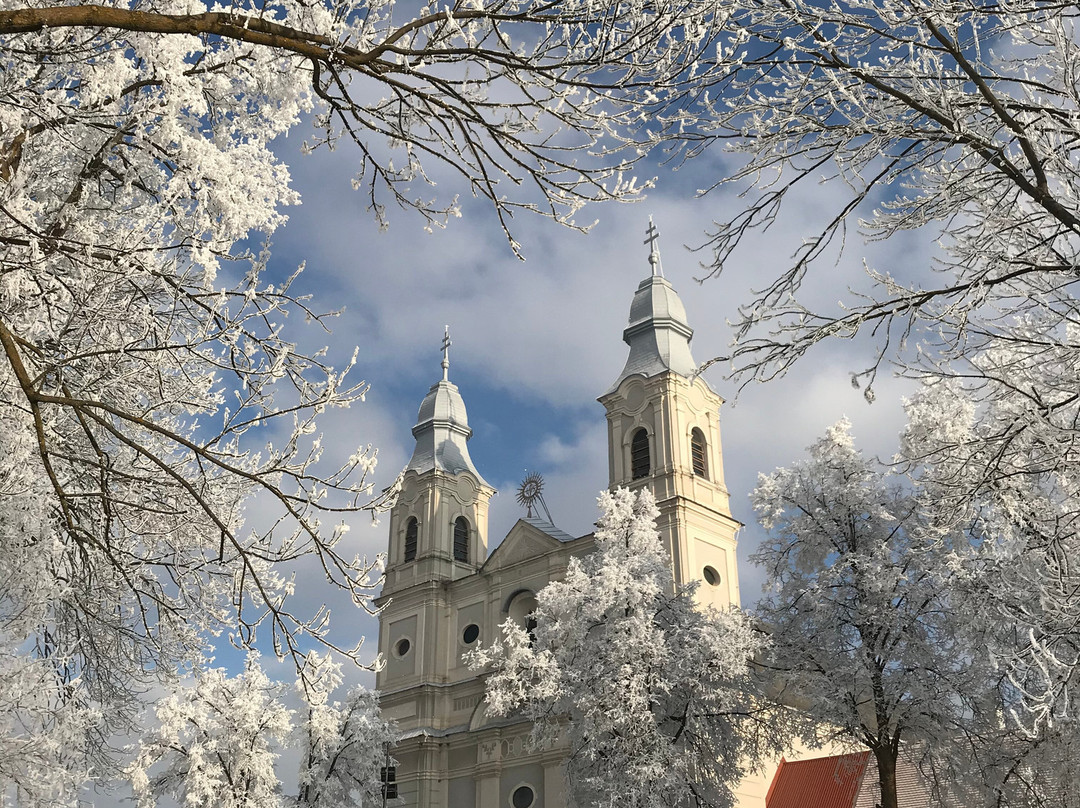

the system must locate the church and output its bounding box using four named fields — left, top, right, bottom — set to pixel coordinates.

left=374, top=226, right=770, bottom=808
